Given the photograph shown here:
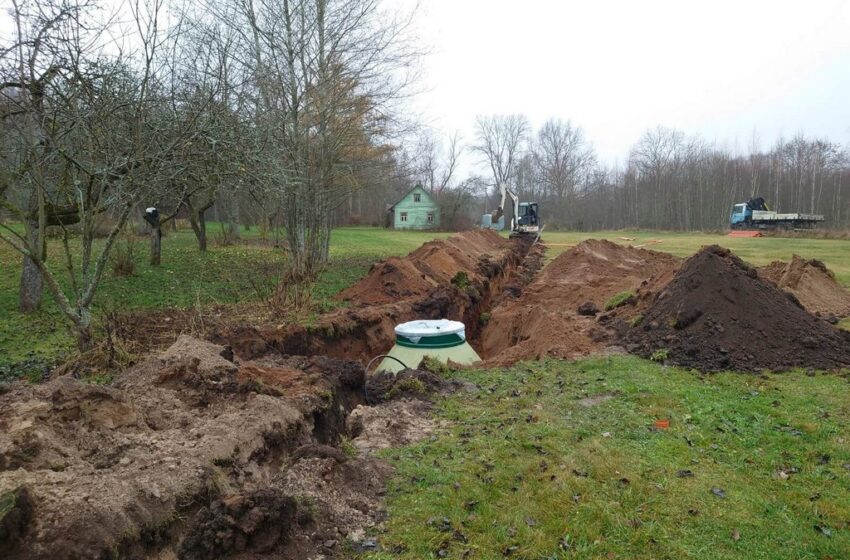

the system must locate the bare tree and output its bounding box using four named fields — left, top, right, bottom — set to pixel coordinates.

left=0, top=0, right=210, bottom=349
left=203, top=0, right=419, bottom=304
left=416, top=130, right=463, bottom=195
left=473, top=114, right=529, bottom=189
left=533, top=118, right=596, bottom=225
